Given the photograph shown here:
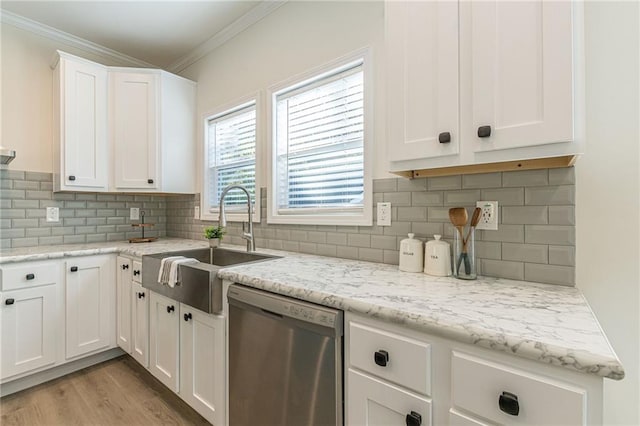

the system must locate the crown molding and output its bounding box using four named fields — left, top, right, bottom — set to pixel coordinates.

left=167, top=0, right=287, bottom=74
left=1, top=9, right=156, bottom=68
